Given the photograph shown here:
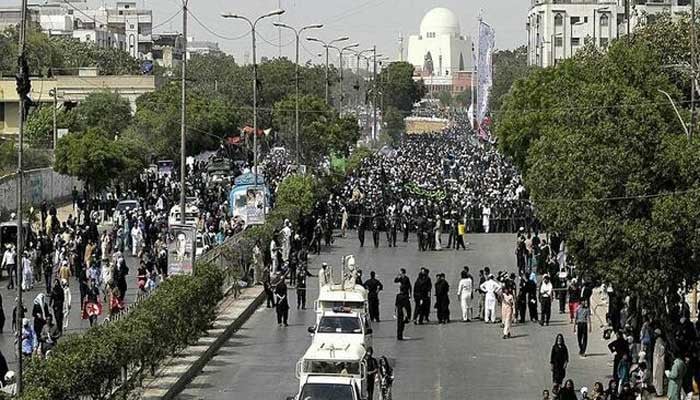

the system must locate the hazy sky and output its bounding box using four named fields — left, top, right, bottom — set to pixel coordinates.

left=2, top=0, right=528, bottom=63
